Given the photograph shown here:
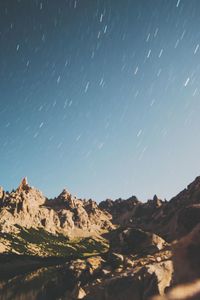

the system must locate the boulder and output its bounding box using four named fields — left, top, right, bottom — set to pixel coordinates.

left=84, top=260, right=173, bottom=300
left=137, top=260, right=173, bottom=297
left=110, top=227, right=167, bottom=255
